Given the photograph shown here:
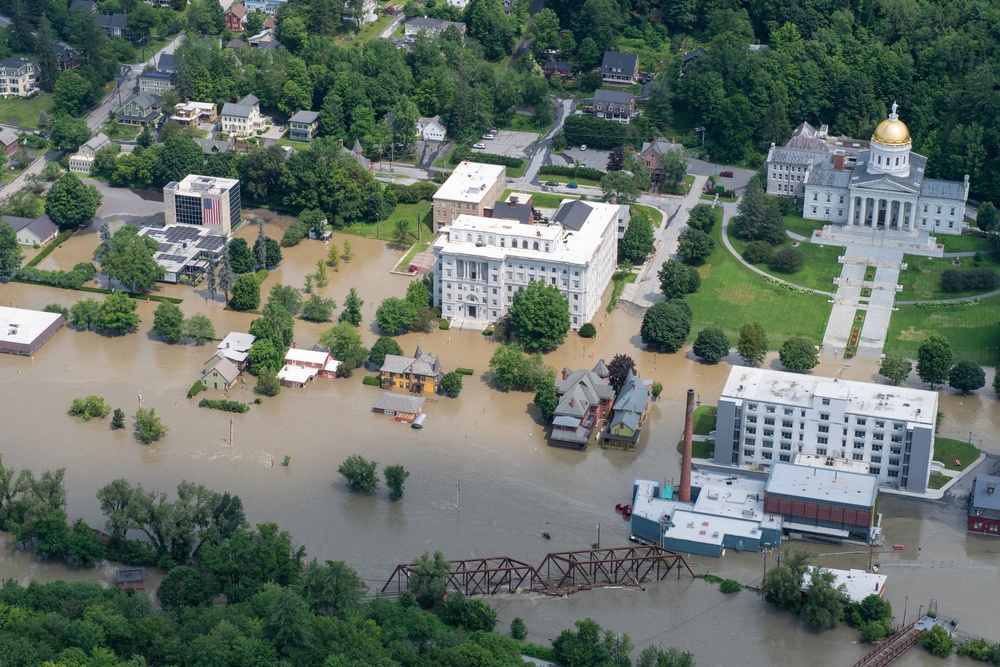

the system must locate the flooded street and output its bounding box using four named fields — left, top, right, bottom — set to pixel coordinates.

left=3, top=214, right=1000, bottom=665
